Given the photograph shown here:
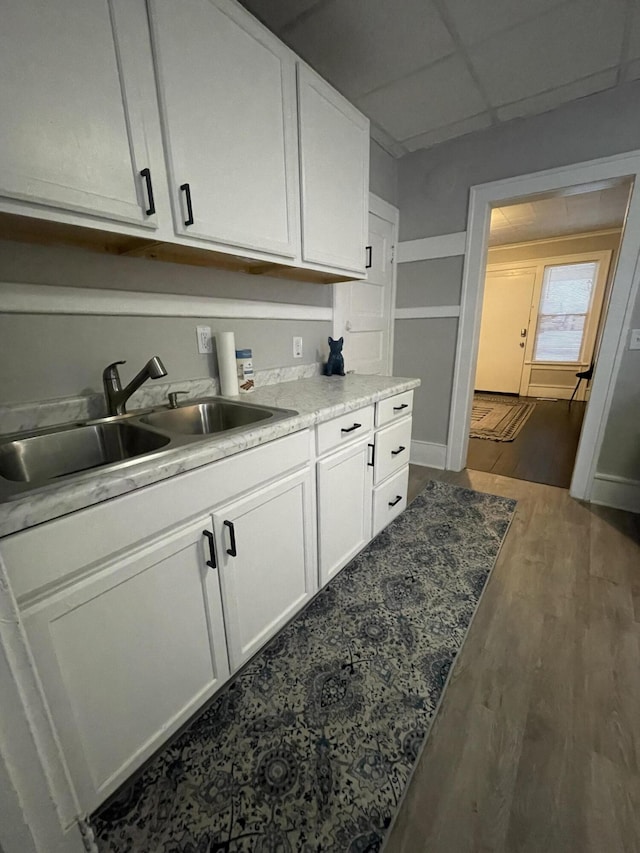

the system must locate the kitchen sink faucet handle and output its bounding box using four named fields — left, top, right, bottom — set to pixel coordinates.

left=167, top=391, right=188, bottom=409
